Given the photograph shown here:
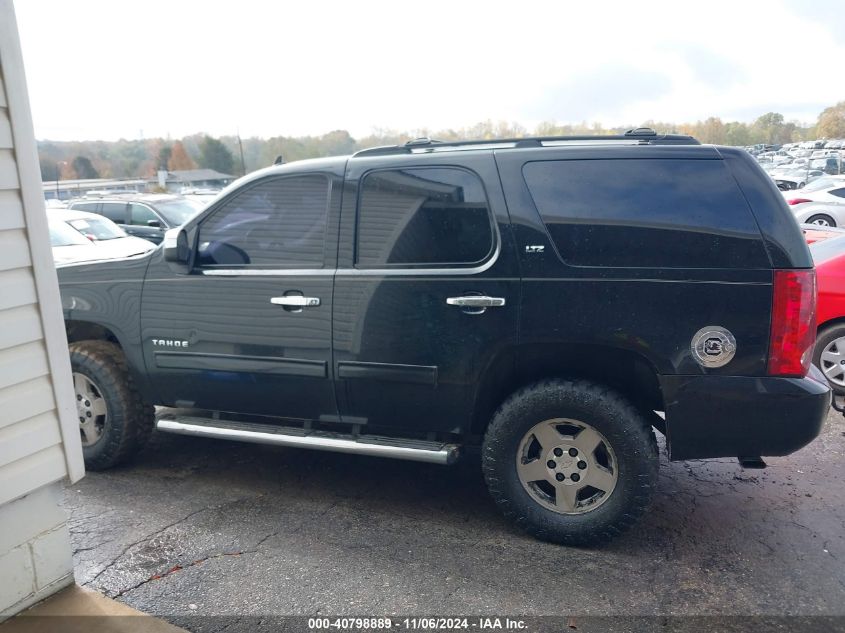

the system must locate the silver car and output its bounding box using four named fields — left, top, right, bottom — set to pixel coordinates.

left=786, top=176, right=845, bottom=226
